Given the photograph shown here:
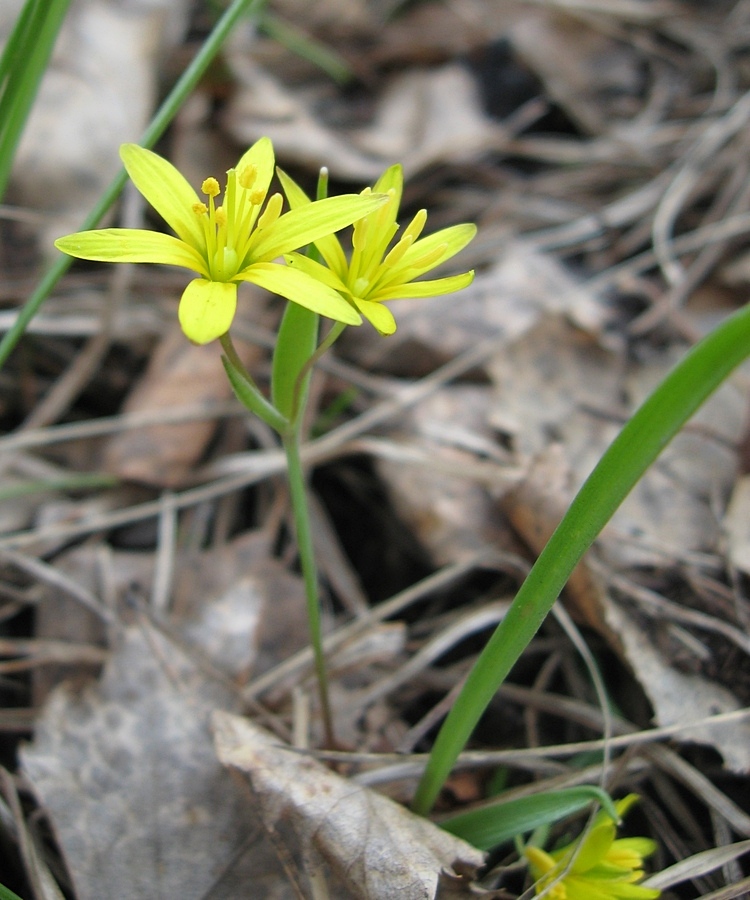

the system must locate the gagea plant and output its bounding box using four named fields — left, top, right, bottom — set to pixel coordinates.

left=55, top=136, right=476, bottom=744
